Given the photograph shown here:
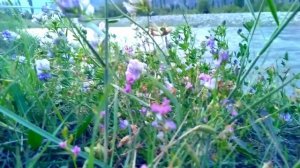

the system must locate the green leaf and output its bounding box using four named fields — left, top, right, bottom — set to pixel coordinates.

left=266, top=0, right=280, bottom=26
left=9, top=83, right=29, bottom=114
left=28, top=130, right=43, bottom=150
left=74, top=112, right=94, bottom=138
